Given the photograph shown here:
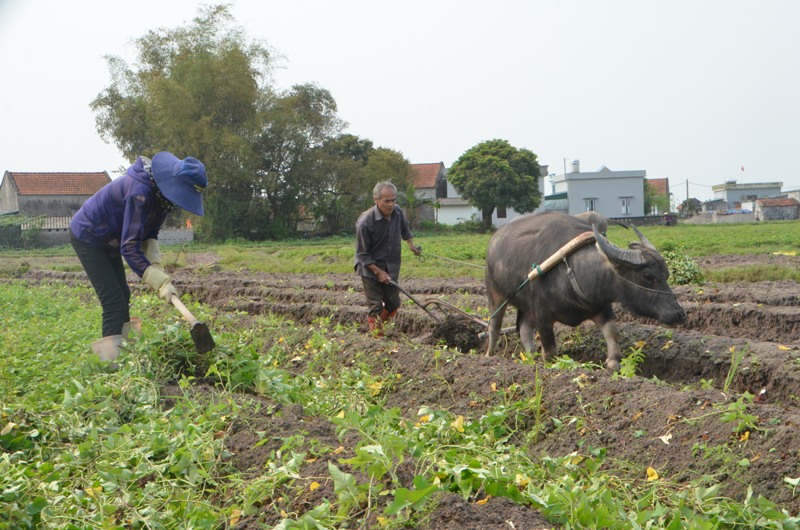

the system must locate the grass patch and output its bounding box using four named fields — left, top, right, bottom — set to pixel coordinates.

left=2, top=220, right=800, bottom=283
left=706, top=265, right=800, bottom=283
